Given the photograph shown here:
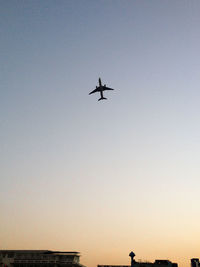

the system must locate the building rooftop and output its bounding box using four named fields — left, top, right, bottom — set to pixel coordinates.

left=0, top=250, right=80, bottom=255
